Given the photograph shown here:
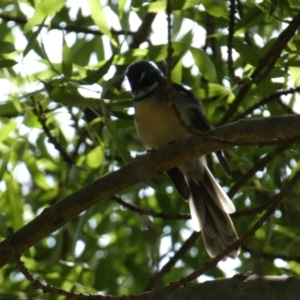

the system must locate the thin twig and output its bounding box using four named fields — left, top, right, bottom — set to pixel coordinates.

left=220, top=11, right=300, bottom=124
left=233, top=87, right=300, bottom=121
left=144, top=232, right=200, bottom=291
left=112, top=195, right=190, bottom=220
left=114, top=194, right=273, bottom=220
left=166, top=0, right=173, bottom=85
left=277, top=97, right=297, bottom=114
left=243, top=244, right=300, bottom=263
left=227, top=0, right=243, bottom=84
left=31, top=97, right=73, bottom=166
left=68, top=107, right=87, bottom=161
left=232, top=200, right=273, bottom=218
left=0, top=13, right=134, bottom=36
left=165, top=0, right=195, bottom=135
left=103, top=10, right=157, bottom=101
left=236, top=0, right=255, bottom=48
left=7, top=227, right=79, bottom=299
left=228, top=144, right=290, bottom=198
